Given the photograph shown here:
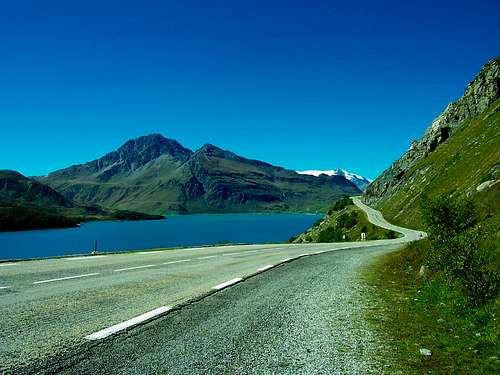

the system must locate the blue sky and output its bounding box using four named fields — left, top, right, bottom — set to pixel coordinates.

left=1, top=0, right=499, bottom=179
